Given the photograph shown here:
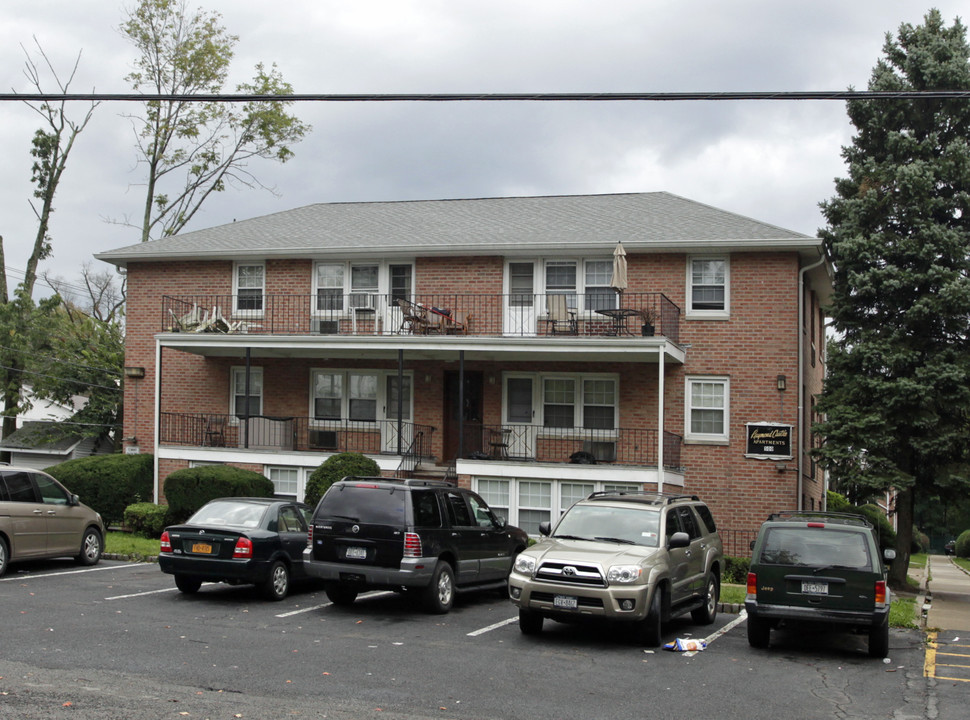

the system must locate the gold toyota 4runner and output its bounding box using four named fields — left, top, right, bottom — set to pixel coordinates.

left=508, top=491, right=723, bottom=646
